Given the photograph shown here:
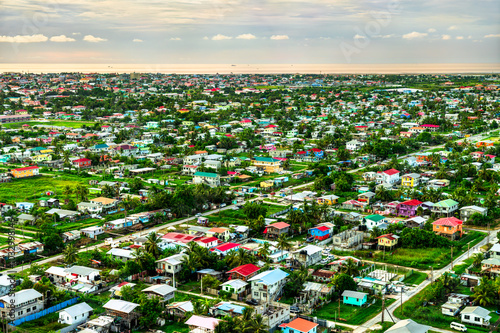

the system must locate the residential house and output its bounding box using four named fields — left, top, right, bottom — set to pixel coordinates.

left=401, top=173, right=421, bottom=188
left=280, top=317, right=318, bottom=333
left=248, top=269, right=289, bottom=303
left=58, top=302, right=93, bottom=325
left=461, top=306, right=491, bottom=327
left=221, top=279, right=248, bottom=296
left=80, top=226, right=104, bottom=239
left=357, top=191, right=376, bottom=204
left=432, top=217, right=463, bottom=240
left=252, top=157, right=282, bottom=174
left=290, top=245, right=322, bottom=267
left=363, top=215, right=388, bottom=230
left=193, top=172, right=221, bottom=187
left=72, top=158, right=92, bottom=168
left=432, top=199, right=459, bottom=216
left=460, top=206, right=488, bottom=223
left=142, top=284, right=177, bottom=303
left=264, top=222, right=290, bottom=239
left=442, top=293, right=470, bottom=317
left=167, top=301, right=194, bottom=318
left=397, top=200, right=423, bottom=217
left=206, top=227, right=230, bottom=242
left=405, top=216, right=427, bottom=229
left=89, top=197, right=118, bottom=214
left=342, top=290, right=368, bottom=306
left=185, top=315, right=221, bottom=333
left=308, top=225, right=331, bottom=241
left=385, top=319, right=430, bottom=333
left=376, top=234, right=399, bottom=250
left=212, top=242, right=240, bottom=256
left=317, top=195, right=339, bottom=205
left=156, top=253, right=187, bottom=280
left=0, top=289, right=44, bottom=320
left=103, top=299, right=140, bottom=329
left=107, top=248, right=135, bottom=262
left=376, top=169, right=400, bottom=185
left=227, top=264, right=260, bottom=281
left=11, top=166, right=40, bottom=179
